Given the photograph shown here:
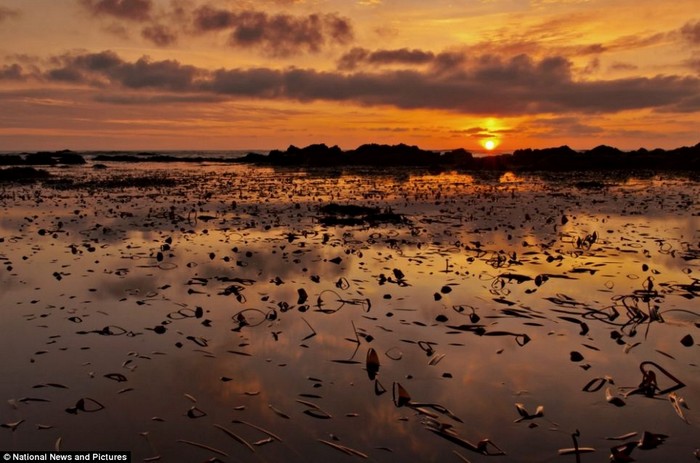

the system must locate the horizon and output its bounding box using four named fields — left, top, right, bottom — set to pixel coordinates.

left=3, top=141, right=699, bottom=157
left=1, top=1, right=699, bottom=151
